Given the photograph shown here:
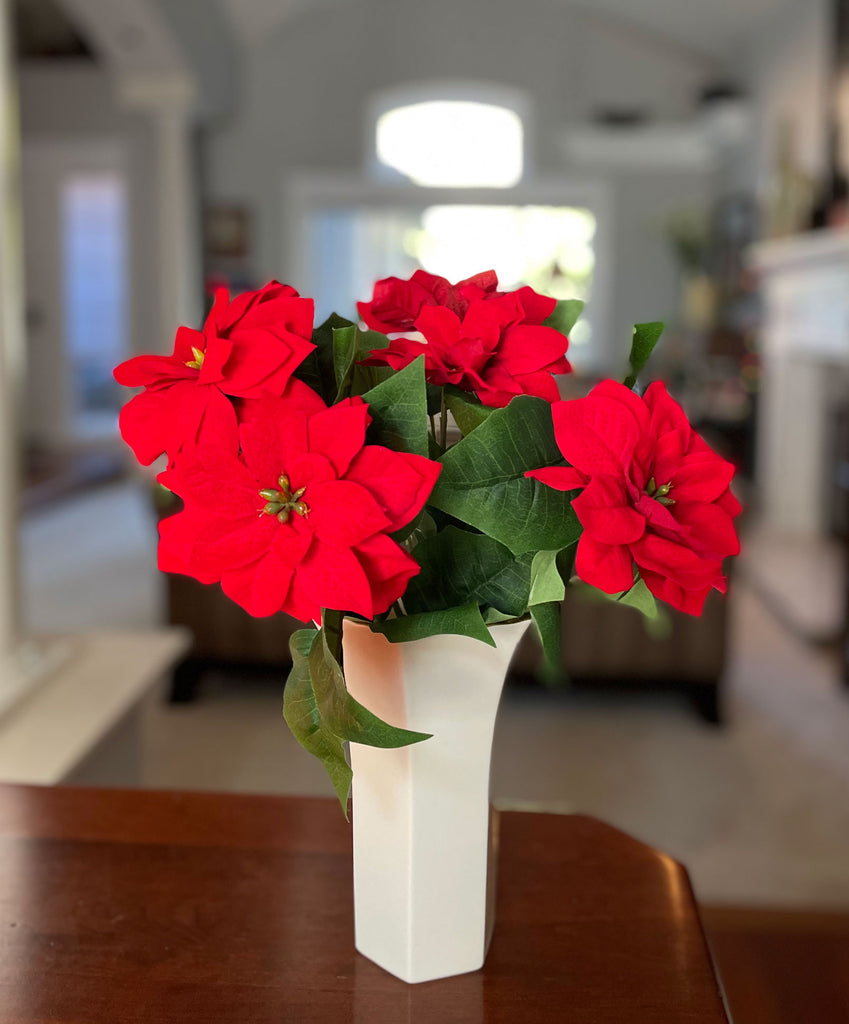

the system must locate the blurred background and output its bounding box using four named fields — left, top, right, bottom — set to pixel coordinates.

left=0, top=0, right=848, bottom=1015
